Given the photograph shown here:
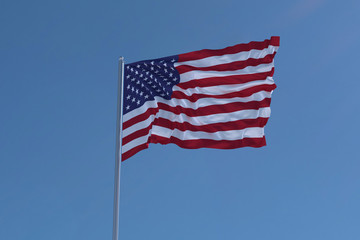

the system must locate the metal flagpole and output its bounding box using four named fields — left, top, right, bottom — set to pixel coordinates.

left=112, top=57, right=124, bottom=240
